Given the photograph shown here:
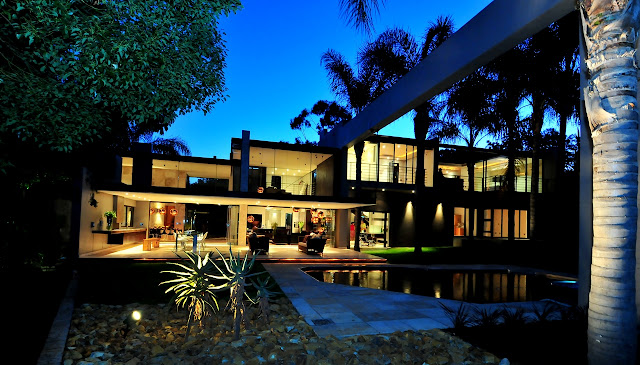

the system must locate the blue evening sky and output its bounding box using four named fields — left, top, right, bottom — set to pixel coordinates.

left=164, top=1, right=495, bottom=159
